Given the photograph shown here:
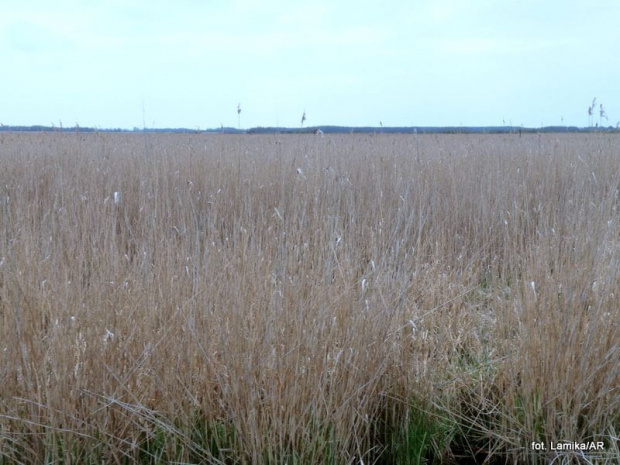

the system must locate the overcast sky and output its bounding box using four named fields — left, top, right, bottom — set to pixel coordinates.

left=1, top=0, right=619, bottom=129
